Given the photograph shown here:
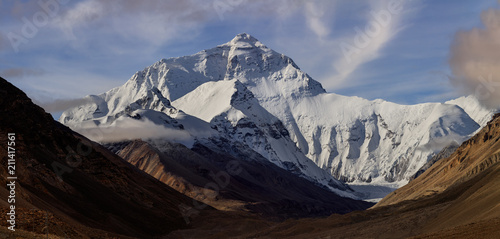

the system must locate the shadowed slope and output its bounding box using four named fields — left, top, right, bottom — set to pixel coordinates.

left=0, top=77, right=210, bottom=238
left=110, top=139, right=373, bottom=220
